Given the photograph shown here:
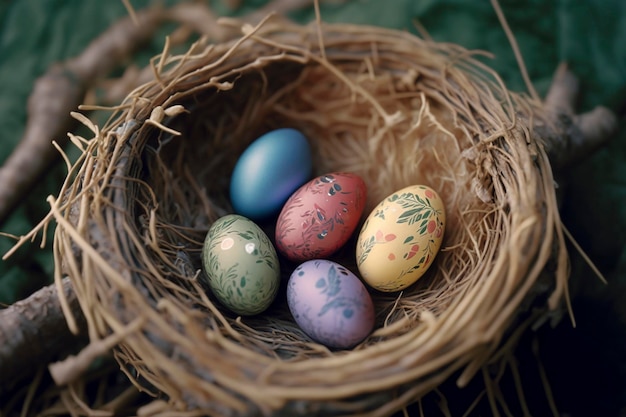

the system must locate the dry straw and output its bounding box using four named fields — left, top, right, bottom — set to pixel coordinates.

left=44, top=11, right=569, bottom=417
